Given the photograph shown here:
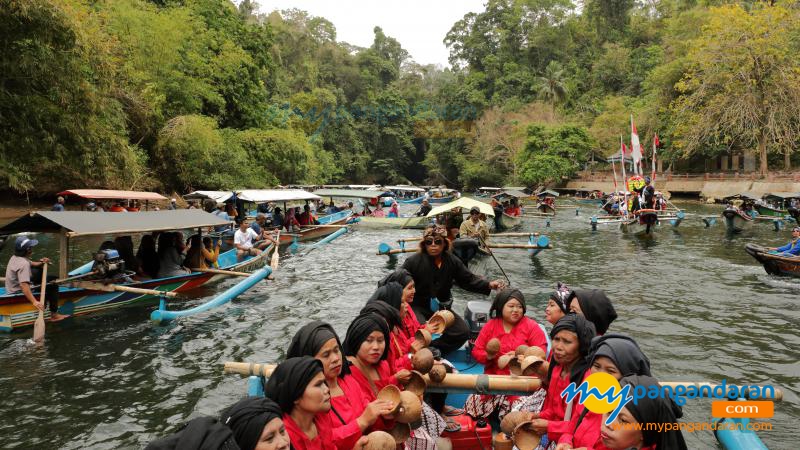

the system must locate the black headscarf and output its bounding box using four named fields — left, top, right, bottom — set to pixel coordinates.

left=342, top=313, right=390, bottom=361
left=547, top=314, right=597, bottom=387
left=489, top=288, right=526, bottom=318
left=549, top=281, right=575, bottom=314
left=619, top=375, right=688, bottom=450
left=589, top=333, right=651, bottom=377
left=220, top=397, right=286, bottom=450
left=360, top=302, right=402, bottom=331
left=264, top=357, right=324, bottom=413
left=367, top=282, right=404, bottom=311
left=286, top=321, right=340, bottom=360
left=145, top=417, right=239, bottom=450
left=571, top=289, right=617, bottom=335
left=378, top=268, right=414, bottom=289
